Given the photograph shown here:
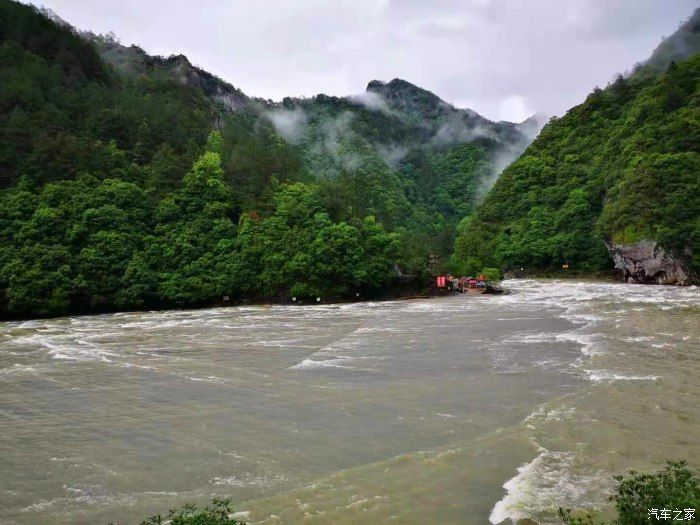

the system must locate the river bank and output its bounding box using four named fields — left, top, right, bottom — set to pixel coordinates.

left=3, top=268, right=693, bottom=323
left=0, top=277, right=430, bottom=323
left=0, top=273, right=508, bottom=323
left=0, top=272, right=636, bottom=323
